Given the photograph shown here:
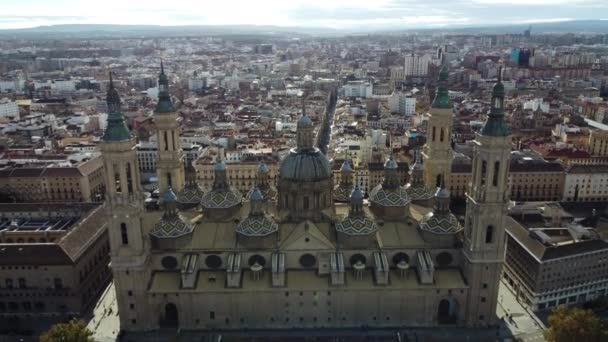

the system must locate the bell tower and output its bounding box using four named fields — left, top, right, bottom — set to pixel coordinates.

left=462, top=71, right=511, bottom=326
left=155, top=60, right=185, bottom=193
left=100, top=72, right=152, bottom=330
left=423, top=62, right=453, bottom=188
